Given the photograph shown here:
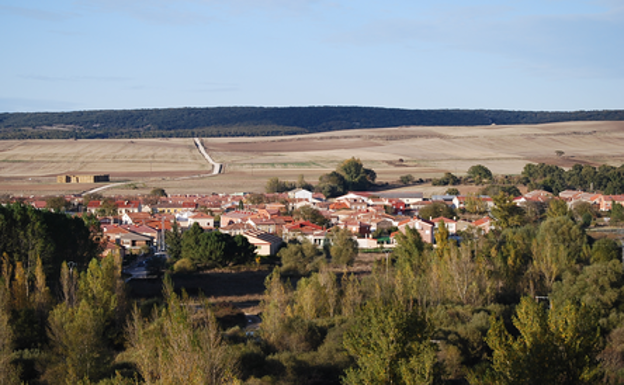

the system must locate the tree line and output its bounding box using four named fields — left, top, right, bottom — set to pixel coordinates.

left=1, top=106, right=623, bottom=139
